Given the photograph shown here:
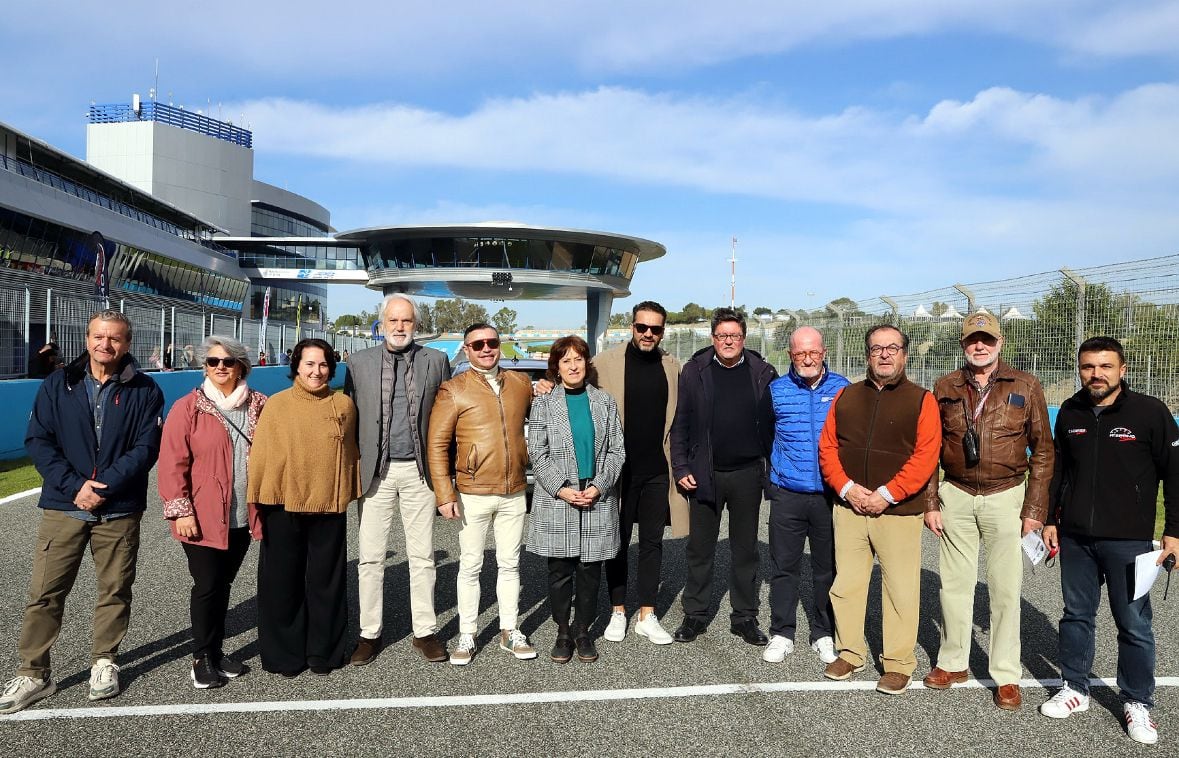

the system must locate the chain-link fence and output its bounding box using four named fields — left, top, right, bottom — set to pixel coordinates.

left=657, top=254, right=1179, bottom=412
left=0, top=280, right=375, bottom=378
